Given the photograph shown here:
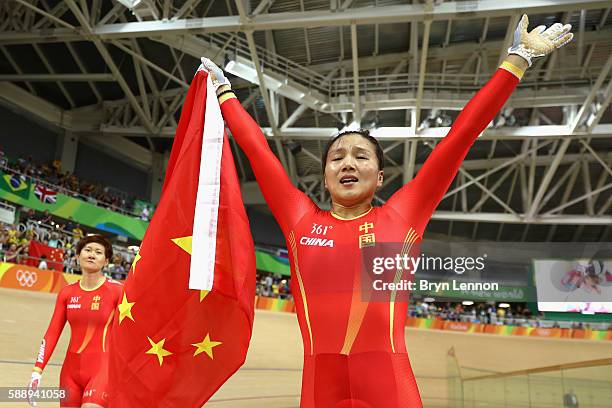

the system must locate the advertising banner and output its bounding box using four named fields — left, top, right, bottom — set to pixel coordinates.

left=255, top=296, right=295, bottom=312
left=0, top=170, right=148, bottom=239
left=256, top=250, right=291, bottom=276
left=534, top=259, right=612, bottom=313
left=0, top=262, right=80, bottom=293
